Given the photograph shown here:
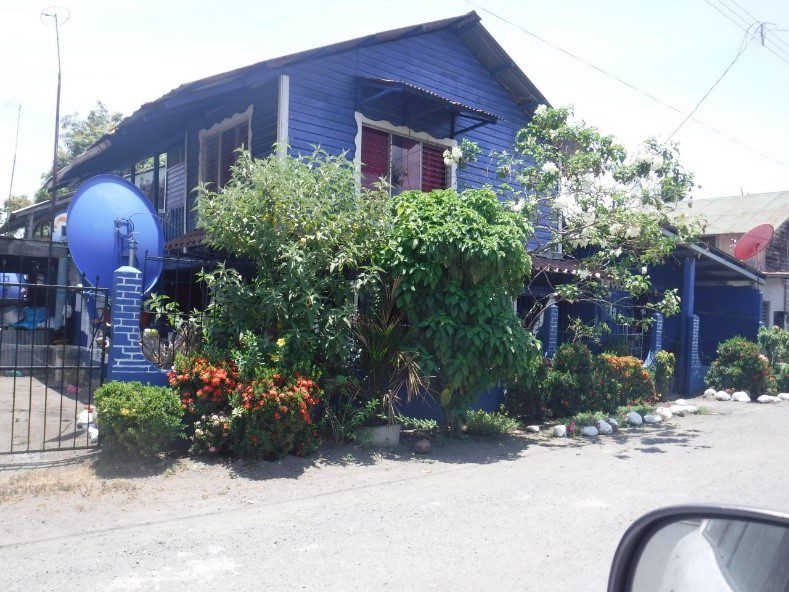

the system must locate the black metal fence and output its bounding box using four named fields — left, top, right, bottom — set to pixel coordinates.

left=140, top=253, right=225, bottom=369
left=0, top=279, right=108, bottom=453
